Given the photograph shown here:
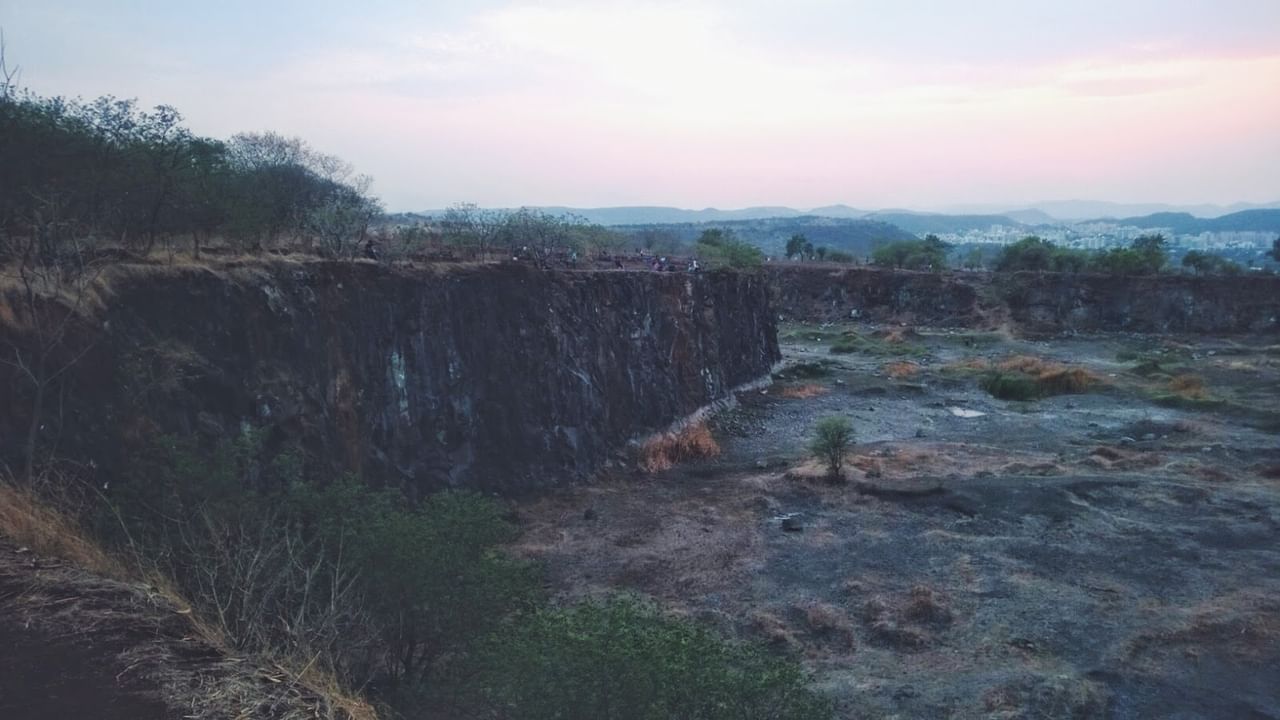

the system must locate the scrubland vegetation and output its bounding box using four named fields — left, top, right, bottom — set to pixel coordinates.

left=1, top=424, right=830, bottom=719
